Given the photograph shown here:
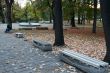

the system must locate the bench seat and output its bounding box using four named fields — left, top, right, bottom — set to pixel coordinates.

left=60, top=49, right=109, bottom=73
